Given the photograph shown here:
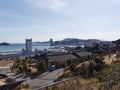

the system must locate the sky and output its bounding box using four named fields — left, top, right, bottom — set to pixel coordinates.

left=0, top=0, right=120, bottom=43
